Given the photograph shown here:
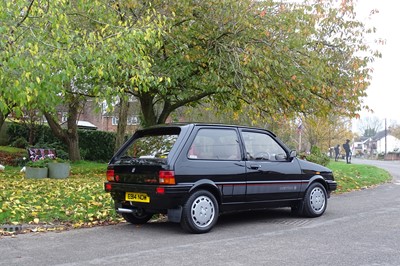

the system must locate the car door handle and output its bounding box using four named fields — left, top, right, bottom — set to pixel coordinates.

left=250, top=164, right=261, bottom=170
